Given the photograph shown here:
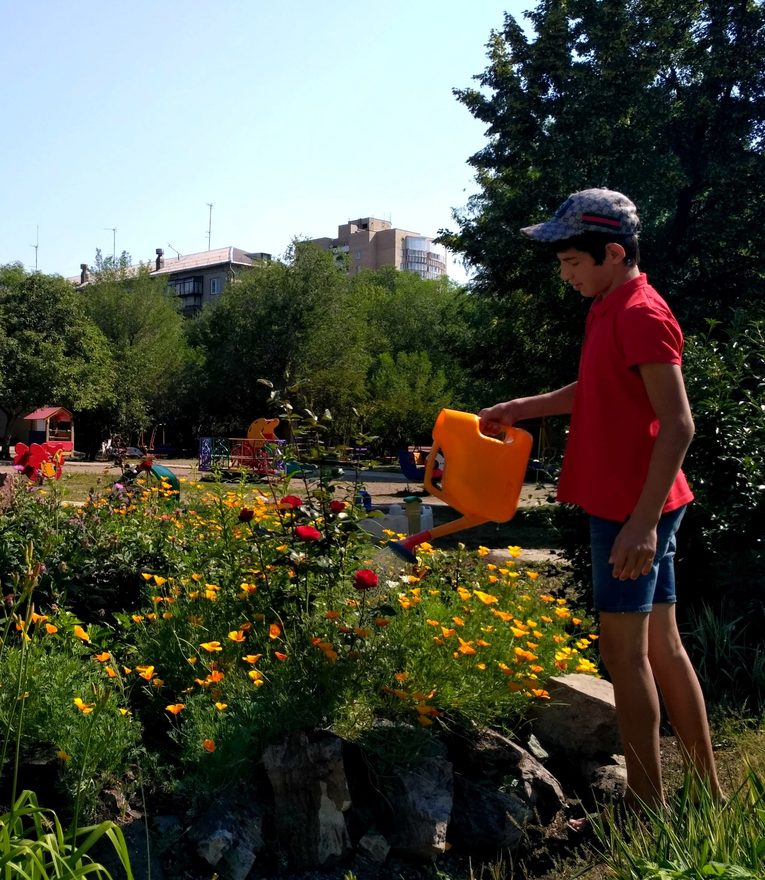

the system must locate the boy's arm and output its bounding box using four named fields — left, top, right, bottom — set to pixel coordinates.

left=609, top=363, right=695, bottom=580
left=479, top=382, right=577, bottom=433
